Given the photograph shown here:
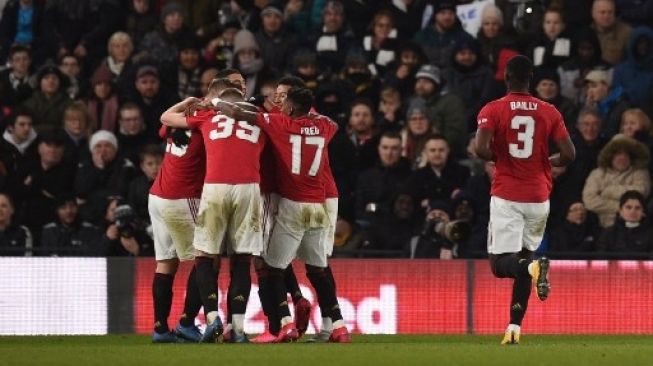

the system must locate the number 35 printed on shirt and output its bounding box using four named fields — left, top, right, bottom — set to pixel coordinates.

left=509, top=116, right=535, bottom=159
left=209, top=114, right=261, bottom=143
